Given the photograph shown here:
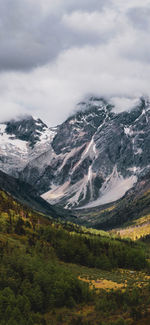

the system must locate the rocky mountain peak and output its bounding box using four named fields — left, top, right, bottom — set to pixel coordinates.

left=52, top=97, right=114, bottom=155
left=1, top=95, right=150, bottom=209
left=5, top=115, right=48, bottom=147
left=0, top=115, right=56, bottom=177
